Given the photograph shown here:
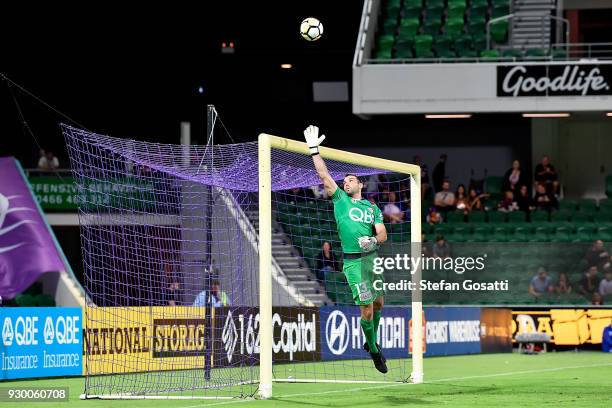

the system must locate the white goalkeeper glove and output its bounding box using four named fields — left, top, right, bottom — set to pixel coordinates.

left=358, top=236, right=378, bottom=252
left=303, top=125, right=326, bottom=156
